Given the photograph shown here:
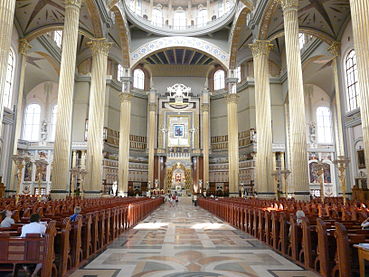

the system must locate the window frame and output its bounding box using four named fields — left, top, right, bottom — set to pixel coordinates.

left=23, top=103, right=41, bottom=142
left=316, top=106, right=333, bottom=144
left=4, top=48, right=15, bottom=109
left=133, top=68, right=145, bottom=90
left=214, top=69, right=225, bottom=91
left=344, top=49, right=360, bottom=112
